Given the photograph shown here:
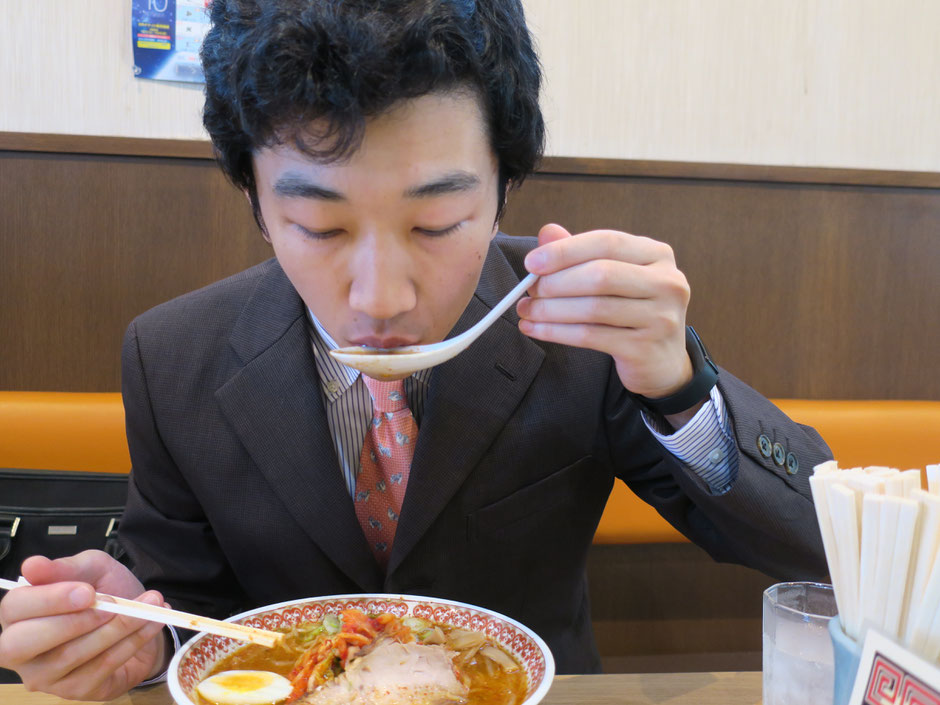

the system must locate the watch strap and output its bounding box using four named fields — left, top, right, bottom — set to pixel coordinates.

left=633, top=326, right=719, bottom=416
